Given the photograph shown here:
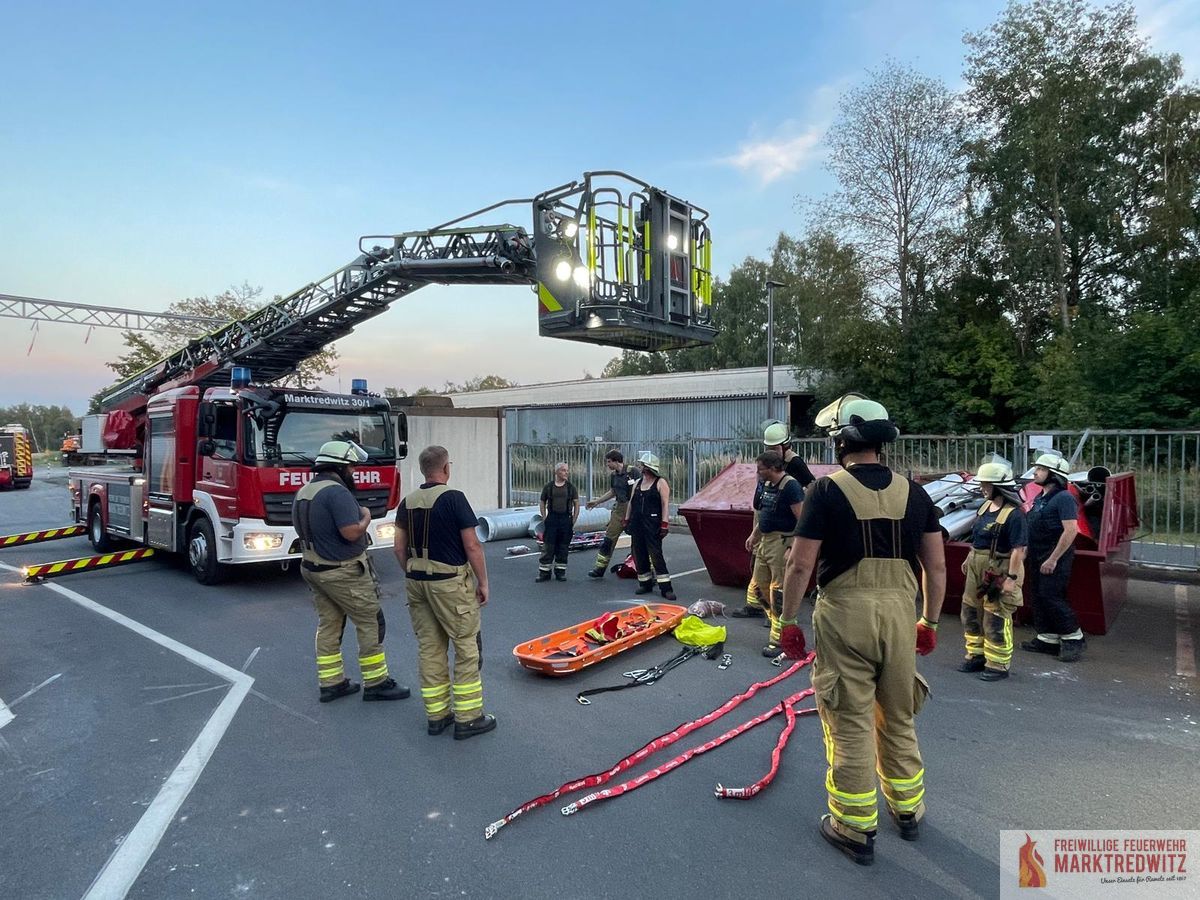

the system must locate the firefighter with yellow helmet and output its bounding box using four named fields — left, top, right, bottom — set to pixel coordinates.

left=958, top=458, right=1027, bottom=681
left=293, top=440, right=410, bottom=703
left=1020, top=451, right=1085, bottom=662
left=779, top=394, right=945, bottom=866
